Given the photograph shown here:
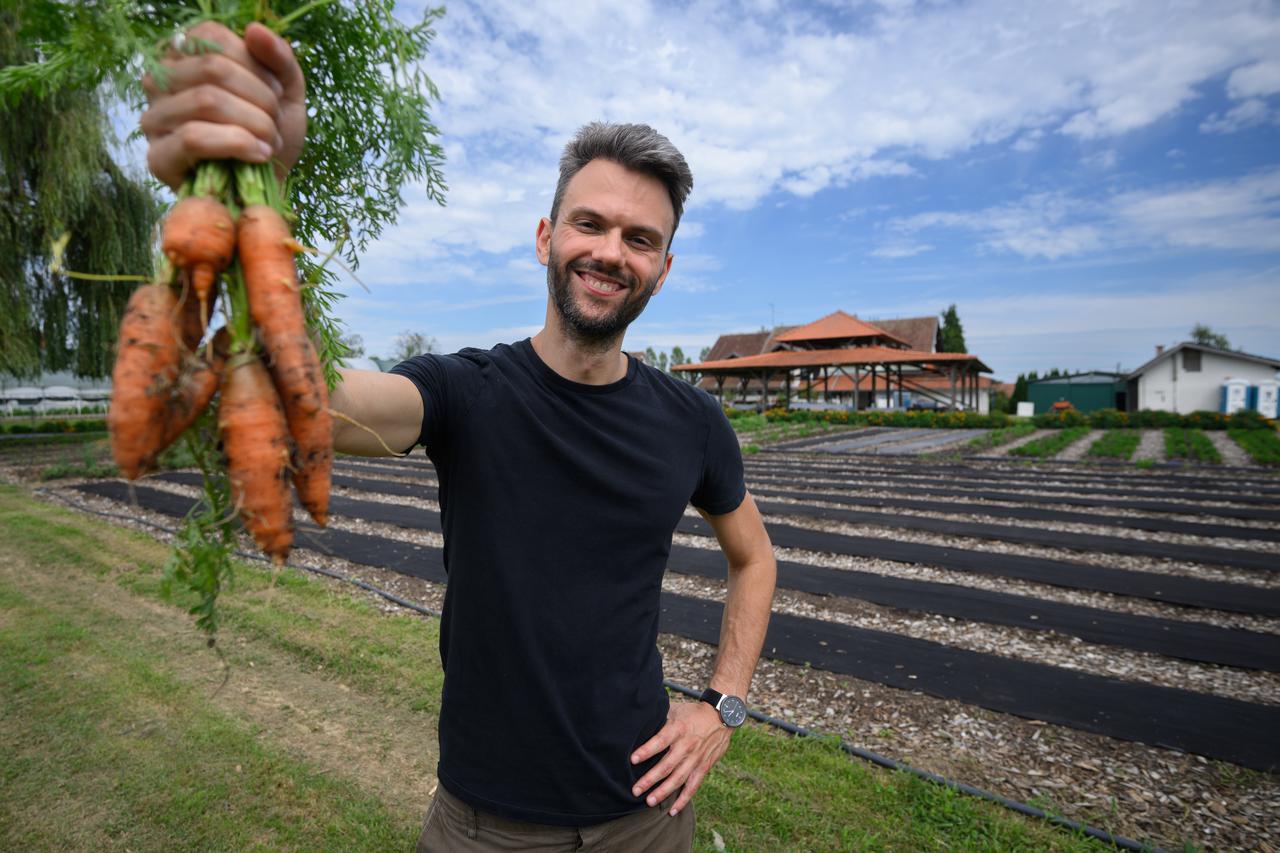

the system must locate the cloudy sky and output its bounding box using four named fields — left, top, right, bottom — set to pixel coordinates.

left=319, top=0, right=1279, bottom=379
